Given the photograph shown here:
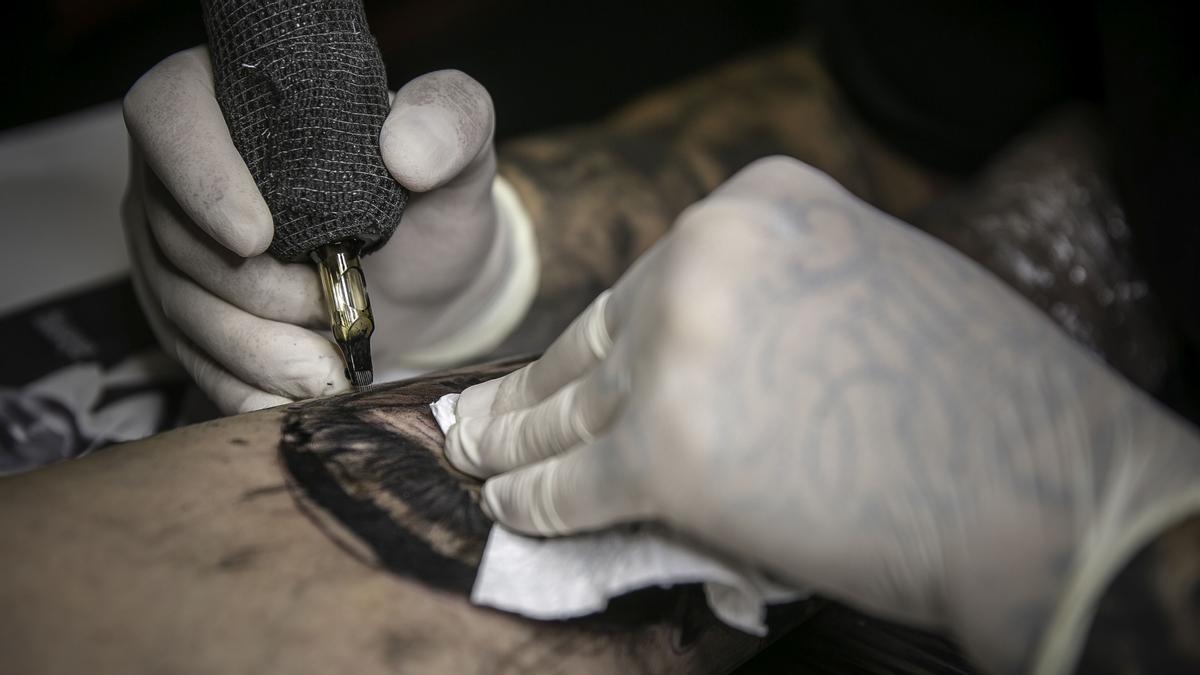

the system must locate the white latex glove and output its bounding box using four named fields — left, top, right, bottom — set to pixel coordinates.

left=445, top=157, right=1200, bottom=674
left=121, top=46, right=535, bottom=414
